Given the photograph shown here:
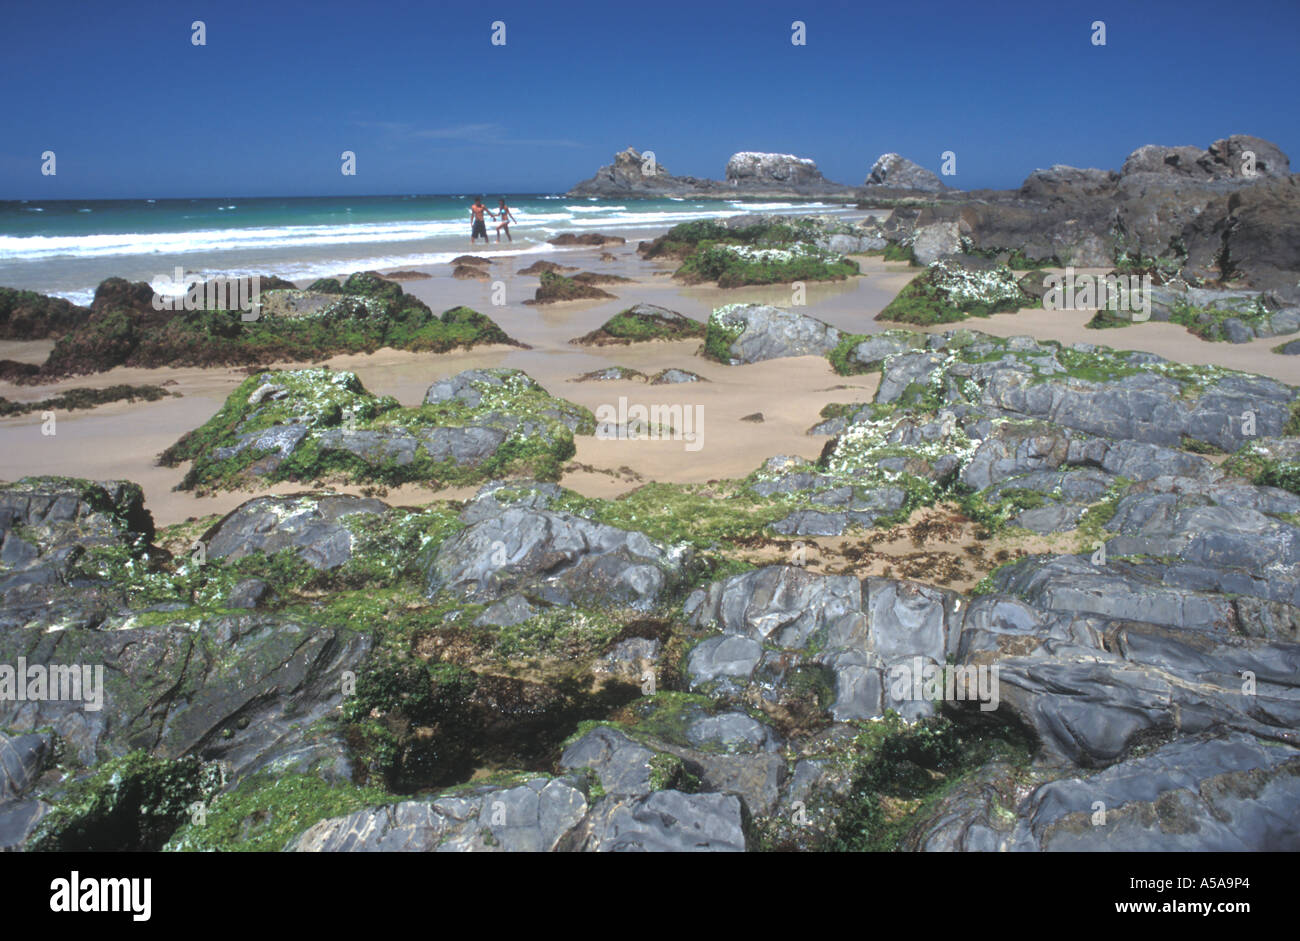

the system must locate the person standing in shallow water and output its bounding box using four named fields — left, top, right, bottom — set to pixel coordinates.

left=495, top=199, right=516, bottom=242
left=469, top=196, right=495, bottom=246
